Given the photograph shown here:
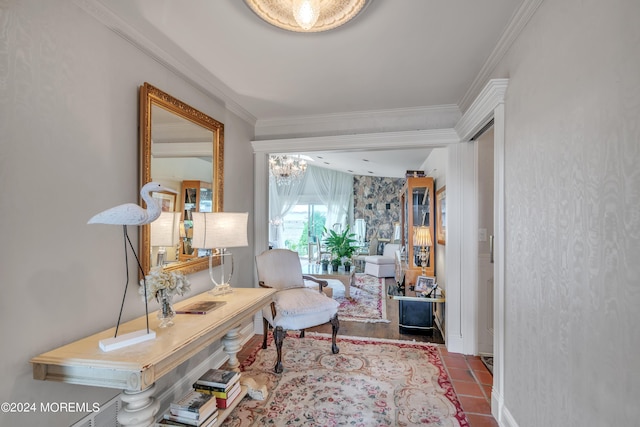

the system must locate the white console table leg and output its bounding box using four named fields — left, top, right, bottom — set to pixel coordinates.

left=117, top=384, right=161, bottom=427
left=221, top=326, right=243, bottom=371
